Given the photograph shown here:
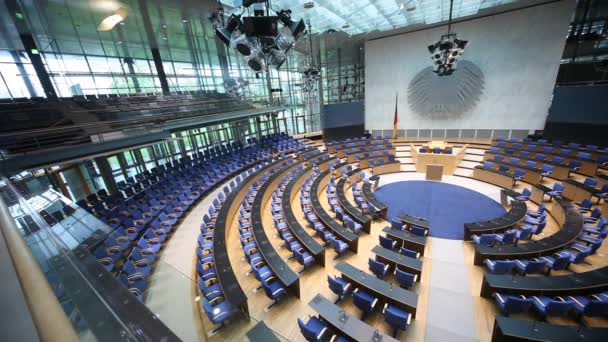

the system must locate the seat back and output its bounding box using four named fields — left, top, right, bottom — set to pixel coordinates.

left=583, top=178, right=597, bottom=187
left=298, top=318, right=319, bottom=341
left=379, top=235, right=395, bottom=249
left=327, top=275, right=345, bottom=296
left=395, top=268, right=416, bottom=288
left=545, top=300, right=573, bottom=316
left=504, top=296, right=532, bottom=314
left=368, top=258, right=387, bottom=277
left=391, top=218, right=403, bottom=230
